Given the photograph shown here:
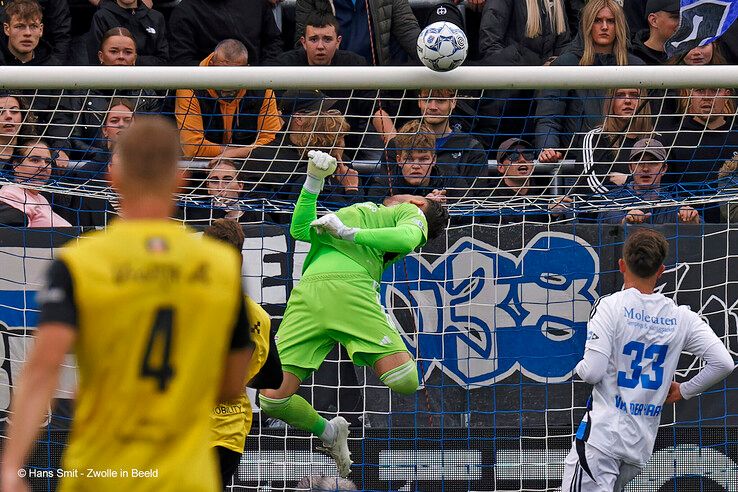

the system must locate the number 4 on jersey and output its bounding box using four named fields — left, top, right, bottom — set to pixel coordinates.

left=141, top=307, right=175, bottom=391
left=617, top=341, right=668, bottom=390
